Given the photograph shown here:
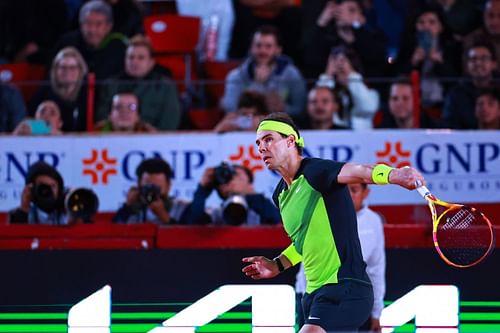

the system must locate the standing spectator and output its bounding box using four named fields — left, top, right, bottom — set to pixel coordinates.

left=8, top=161, right=67, bottom=225
left=396, top=5, right=462, bottom=110
left=299, top=85, right=347, bottom=130
left=463, top=0, right=500, bottom=69
left=52, top=0, right=128, bottom=80
left=13, top=100, right=64, bottom=135
left=94, top=92, right=156, bottom=132
left=475, top=89, right=500, bottom=129
left=113, top=158, right=191, bottom=224
left=301, top=0, right=387, bottom=79
left=29, top=47, right=88, bottom=132
left=0, top=82, right=26, bottom=133
left=295, top=183, right=386, bottom=332
left=221, top=25, right=306, bottom=119
left=317, top=46, right=380, bottom=129
left=214, top=90, right=270, bottom=133
left=186, top=163, right=281, bottom=226
left=95, top=36, right=181, bottom=130
left=442, top=42, right=499, bottom=129
left=378, top=79, right=435, bottom=129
